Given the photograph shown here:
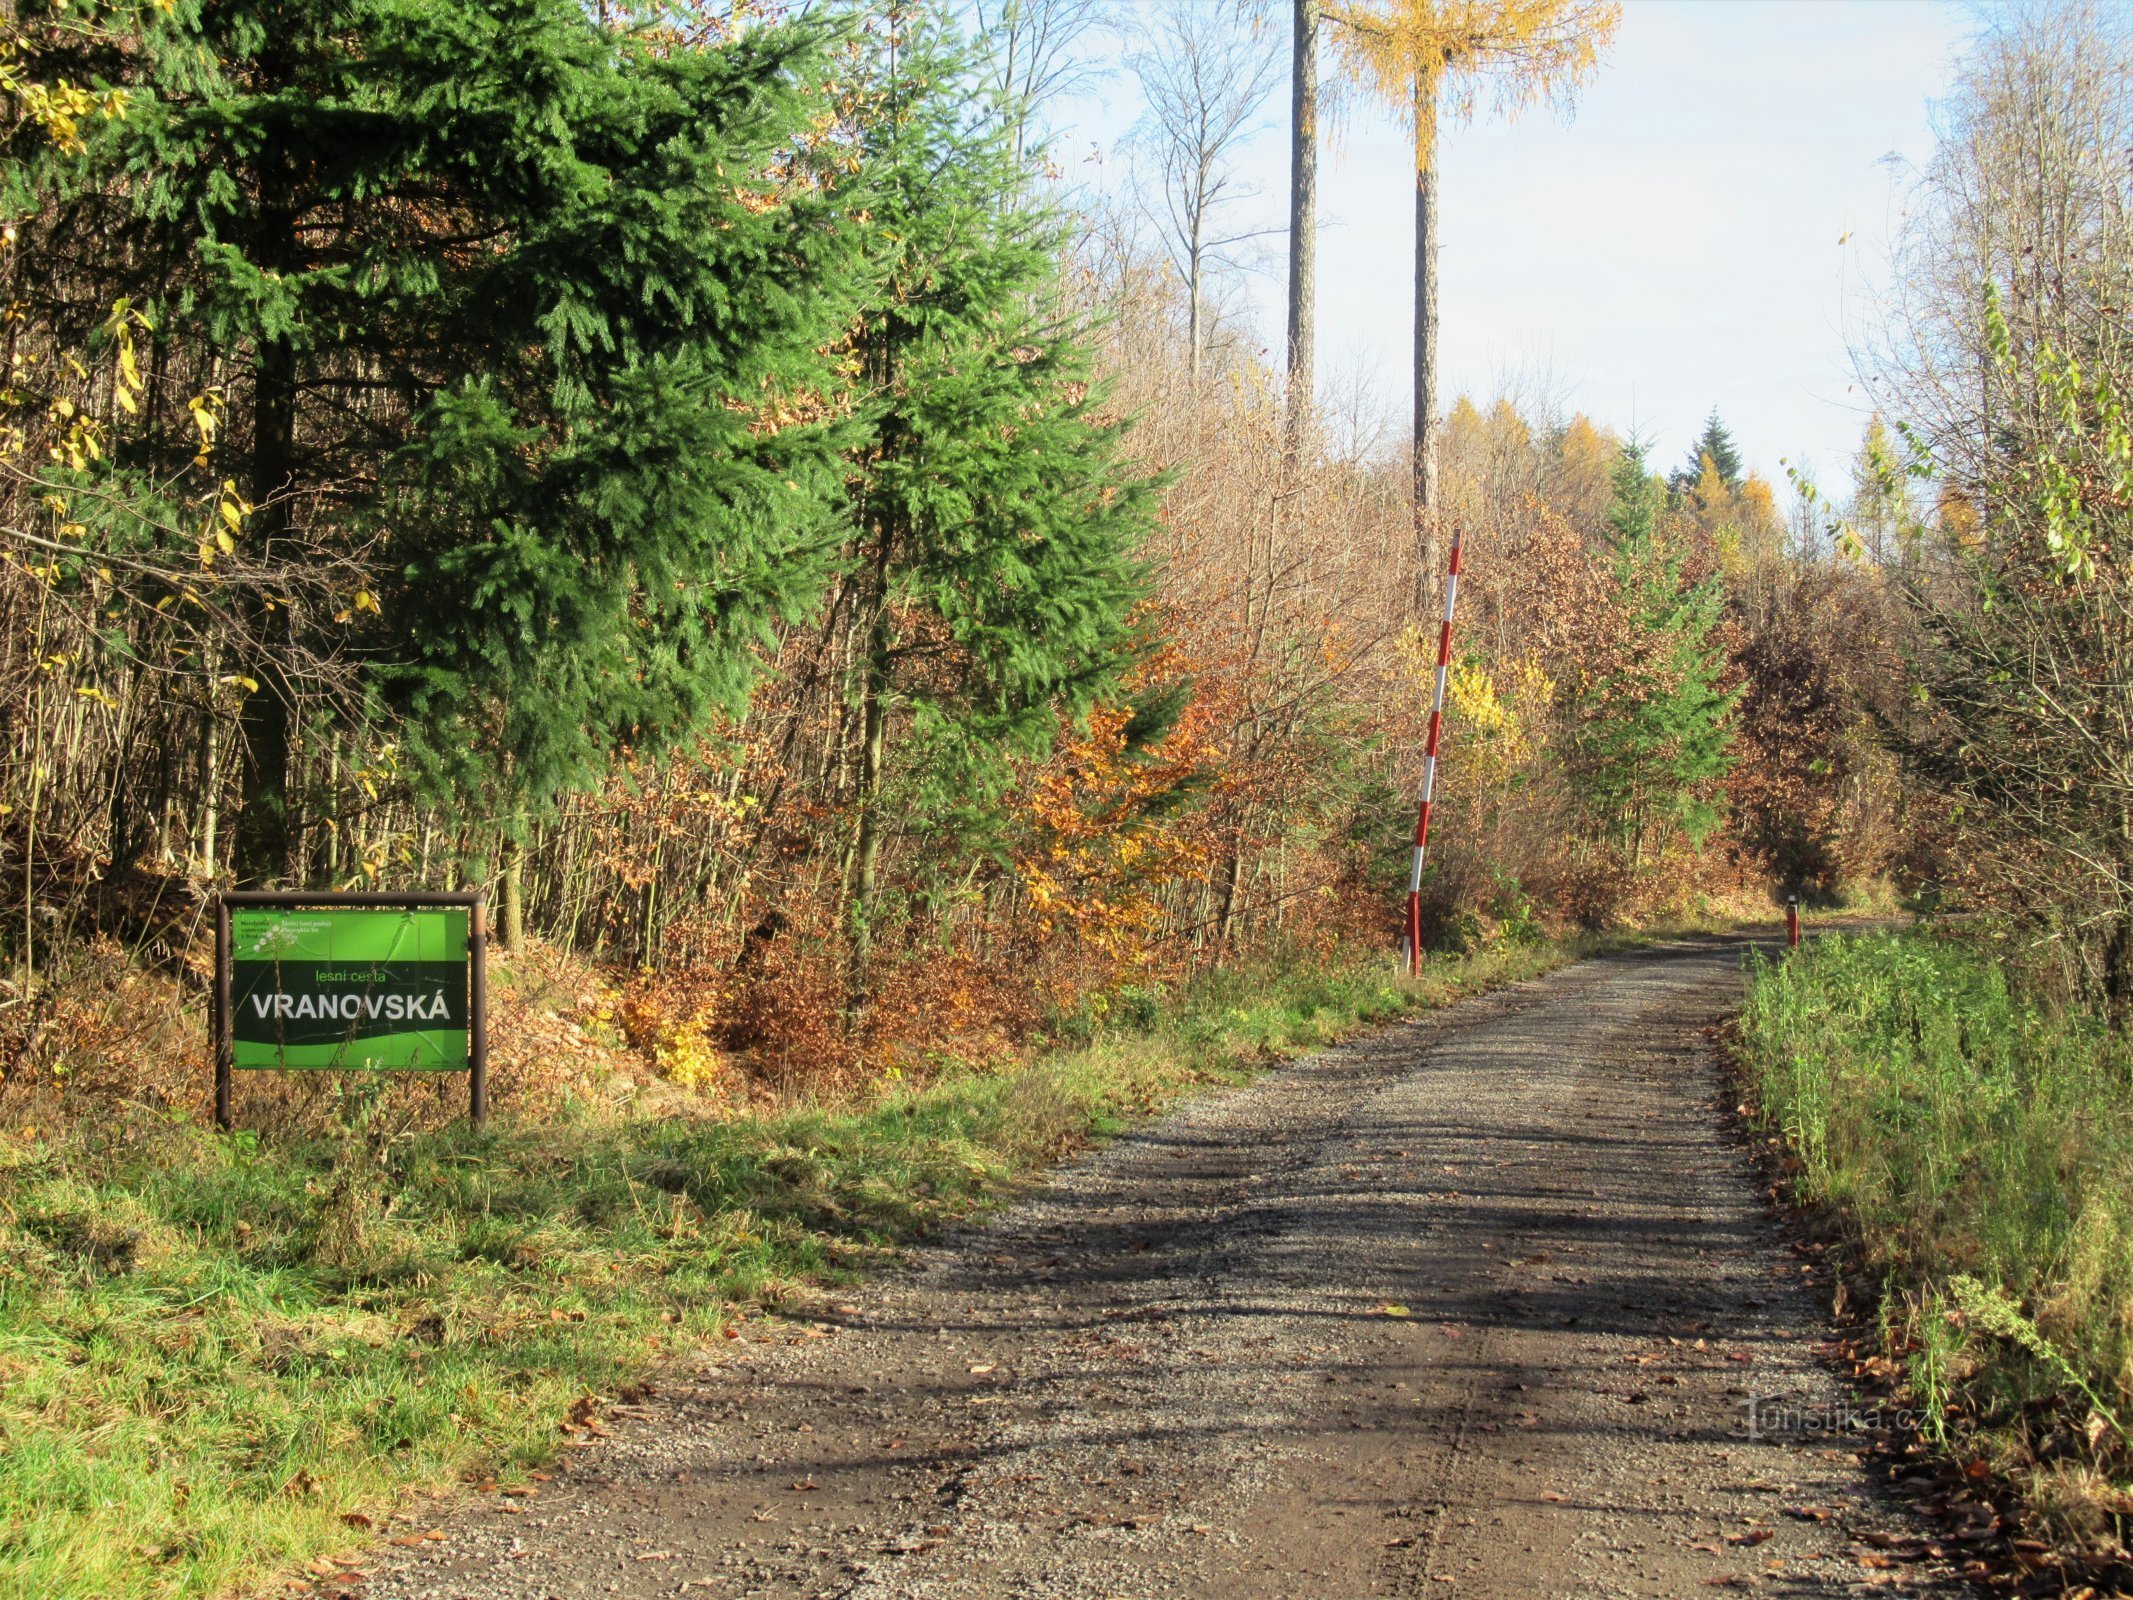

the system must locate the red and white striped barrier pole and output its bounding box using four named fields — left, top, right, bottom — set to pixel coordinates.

left=1405, top=525, right=1465, bottom=976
